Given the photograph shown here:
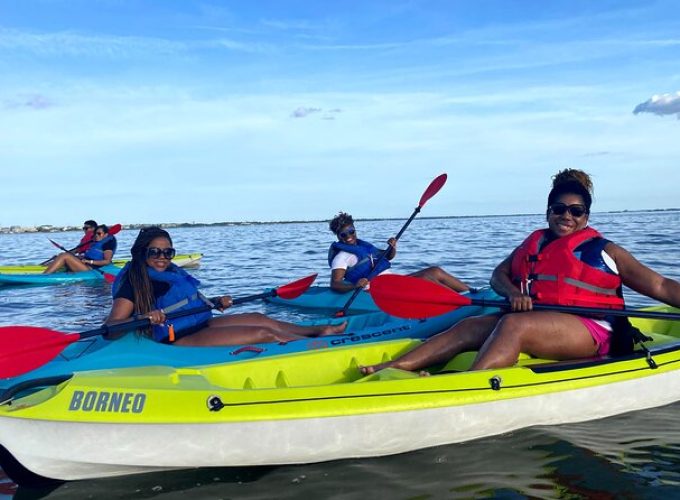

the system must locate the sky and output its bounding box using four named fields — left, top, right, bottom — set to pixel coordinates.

left=1, top=0, right=679, bottom=227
